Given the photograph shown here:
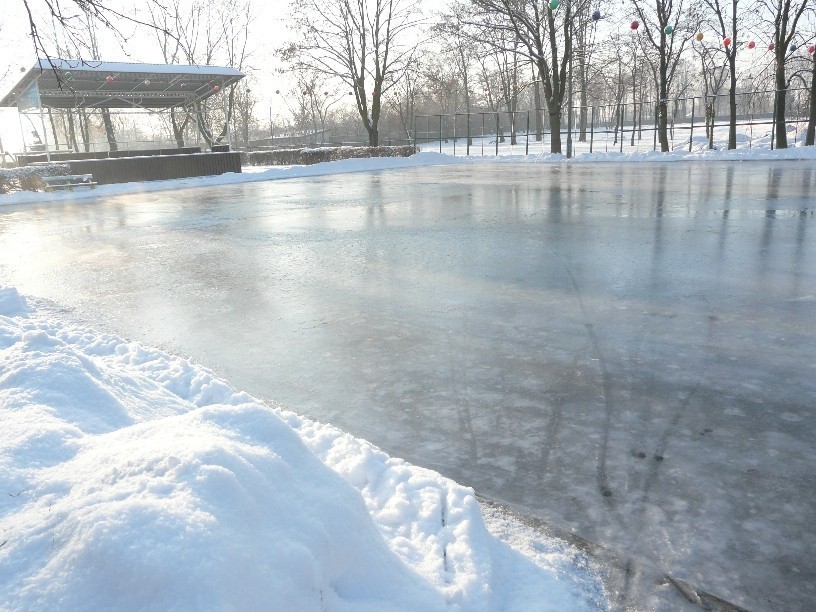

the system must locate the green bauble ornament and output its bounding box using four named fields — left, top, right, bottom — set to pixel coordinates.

left=664, top=25, right=674, bottom=35
left=549, top=0, right=559, bottom=9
